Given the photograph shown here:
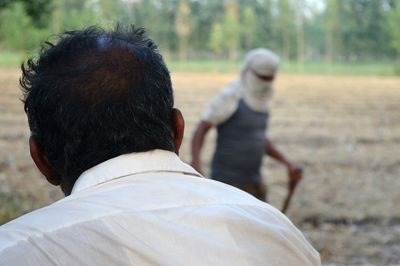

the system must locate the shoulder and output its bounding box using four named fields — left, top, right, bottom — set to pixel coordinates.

left=0, top=191, right=124, bottom=265
left=218, top=80, right=241, bottom=99
left=168, top=177, right=321, bottom=265
left=0, top=194, right=102, bottom=252
left=202, top=80, right=242, bottom=126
